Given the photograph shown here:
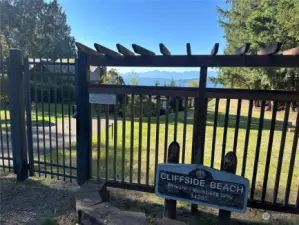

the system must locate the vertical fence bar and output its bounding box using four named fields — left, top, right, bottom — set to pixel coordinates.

left=130, top=95, right=134, bottom=183
left=250, top=101, right=266, bottom=200
left=193, top=67, right=208, bottom=165
left=138, top=95, right=143, bottom=184
left=182, top=97, right=188, bottom=164
left=121, top=95, right=126, bottom=182
left=54, top=59, right=59, bottom=179
left=154, top=96, right=161, bottom=185
left=191, top=67, right=208, bottom=213
left=97, top=107, right=101, bottom=180
left=233, top=99, right=242, bottom=154
left=105, top=105, right=109, bottom=180
left=113, top=97, right=118, bottom=181
left=24, top=58, right=34, bottom=176
left=262, top=101, right=278, bottom=203
left=0, top=105, right=4, bottom=170
left=60, top=59, right=66, bottom=180
left=285, top=108, right=299, bottom=205
left=3, top=62, right=11, bottom=170
left=41, top=62, right=46, bottom=177
left=241, top=100, right=253, bottom=177
left=211, top=98, right=219, bottom=168
left=34, top=58, right=41, bottom=176
left=164, top=96, right=169, bottom=163
left=146, top=95, right=151, bottom=185
left=273, top=102, right=291, bottom=203
left=46, top=59, right=53, bottom=177
left=174, top=97, right=178, bottom=142
left=67, top=58, right=72, bottom=181
left=76, top=51, right=91, bottom=185
left=8, top=49, right=28, bottom=180
left=0, top=54, right=4, bottom=170
left=221, top=99, right=230, bottom=169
